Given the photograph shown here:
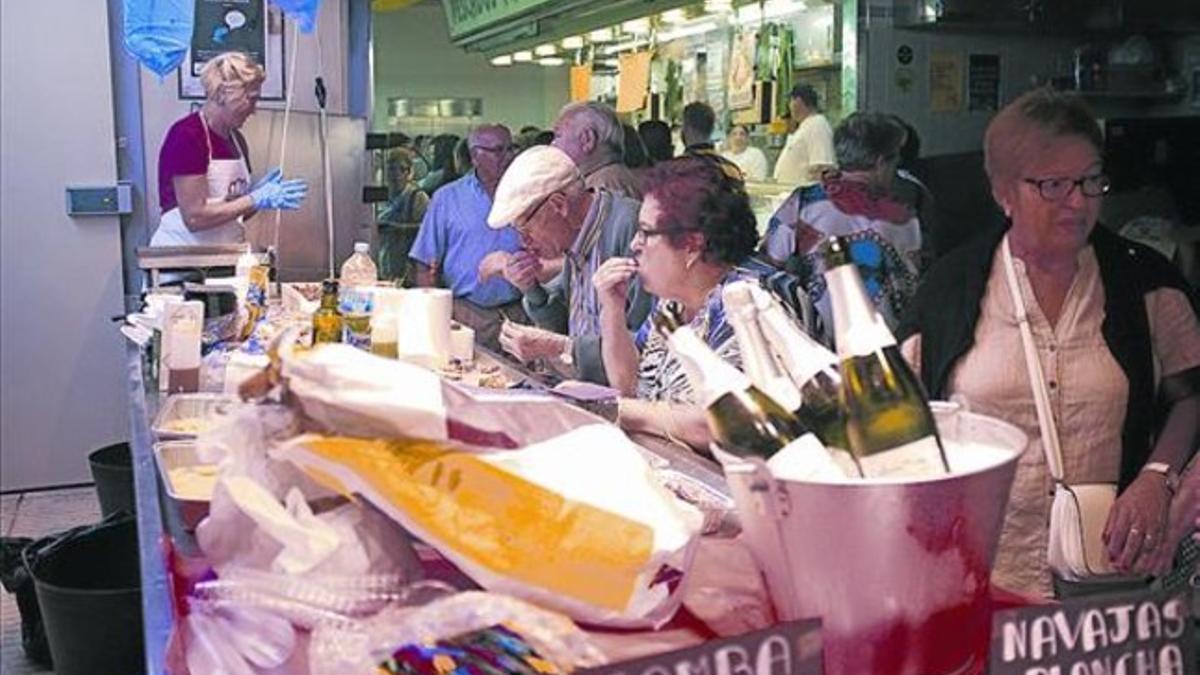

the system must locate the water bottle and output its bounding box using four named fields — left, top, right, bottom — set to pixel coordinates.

left=340, top=241, right=378, bottom=289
